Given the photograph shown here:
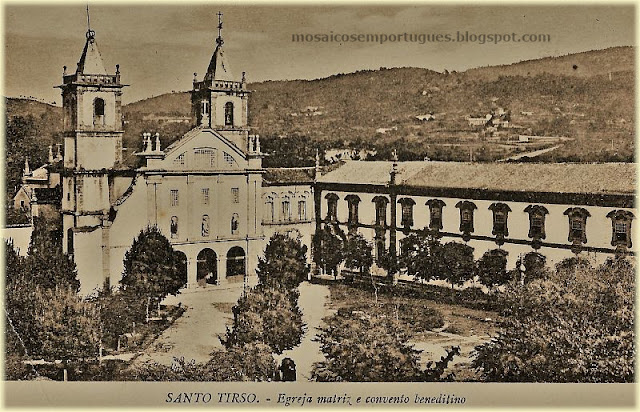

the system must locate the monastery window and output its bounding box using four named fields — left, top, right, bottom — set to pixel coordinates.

left=564, top=207, right=590, bottom=245
left=174, top=152, right=186, bottom=167
left=170, top=190, right=179, bottom=207
left=194, top=148, right=216, bottom=168
left=282, top=198, right=291, bottom=221
left=524, top=205, right=549, bottom=242
left=456, top=201, right=477, bottom=236
left=223, top=152, right=236, bottom=167
left=225, top=102, right=234, bottom=126
left=67, top=228, right=74, bottom=255
left=76, top=184, right=83, bottom=205
left=298, top=200, right=307, bottom=221
left=231, top=213, right=239, bottom=235
left=345, top=195, right=361, bottom=225
left=201, top=100, right=209, bottom=117
left=201, top=188, right=209, bottom=205
left=372, top=196, right=389, bottom=227
left=231, top=188, right=240, bottom=203
left=606, top=210, right=634, bottom=248
left=426, top=199, right=446, bottom=231
left=489, top=203, right=511, bottom=238
left=325, top=193, right=339, bottom=222
left=93, top=98, right=105, bottom=126
left=398, top=198, right=416, bottom=228
left=265, top=198, right=275, bottom=222
left=170, top=216, right=178, bottom=239
left=202, top=215, right=210, bottom=237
